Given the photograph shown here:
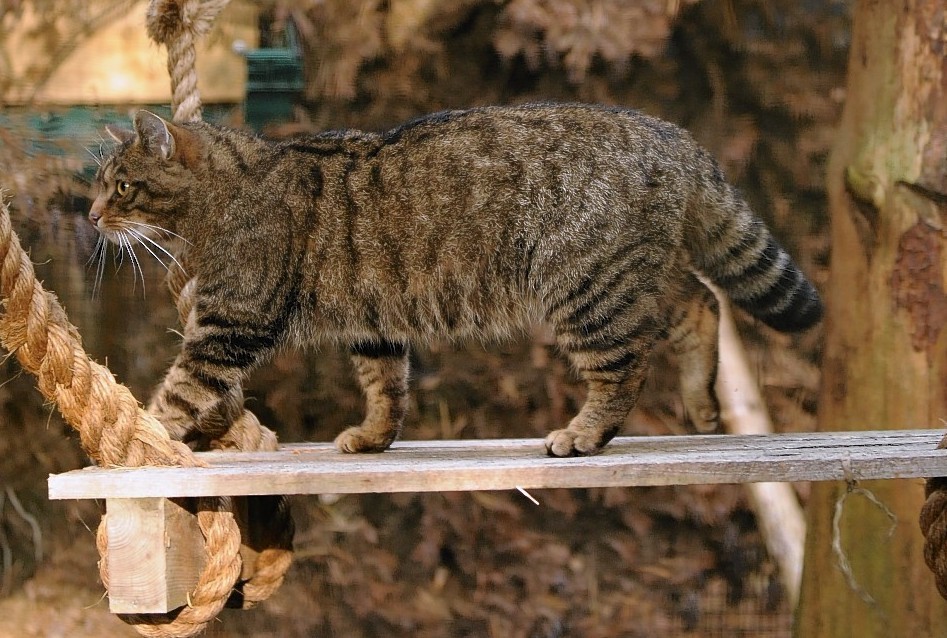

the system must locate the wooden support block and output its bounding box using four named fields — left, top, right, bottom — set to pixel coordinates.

left=104, top=498, right=206, bottom=614
left=102, top=496, right=279, bottom=613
